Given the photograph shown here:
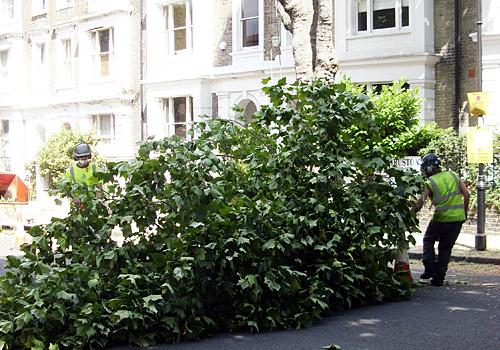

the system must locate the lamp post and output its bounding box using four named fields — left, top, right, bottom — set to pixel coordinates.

left=475, top=0, right=487, bottom=251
